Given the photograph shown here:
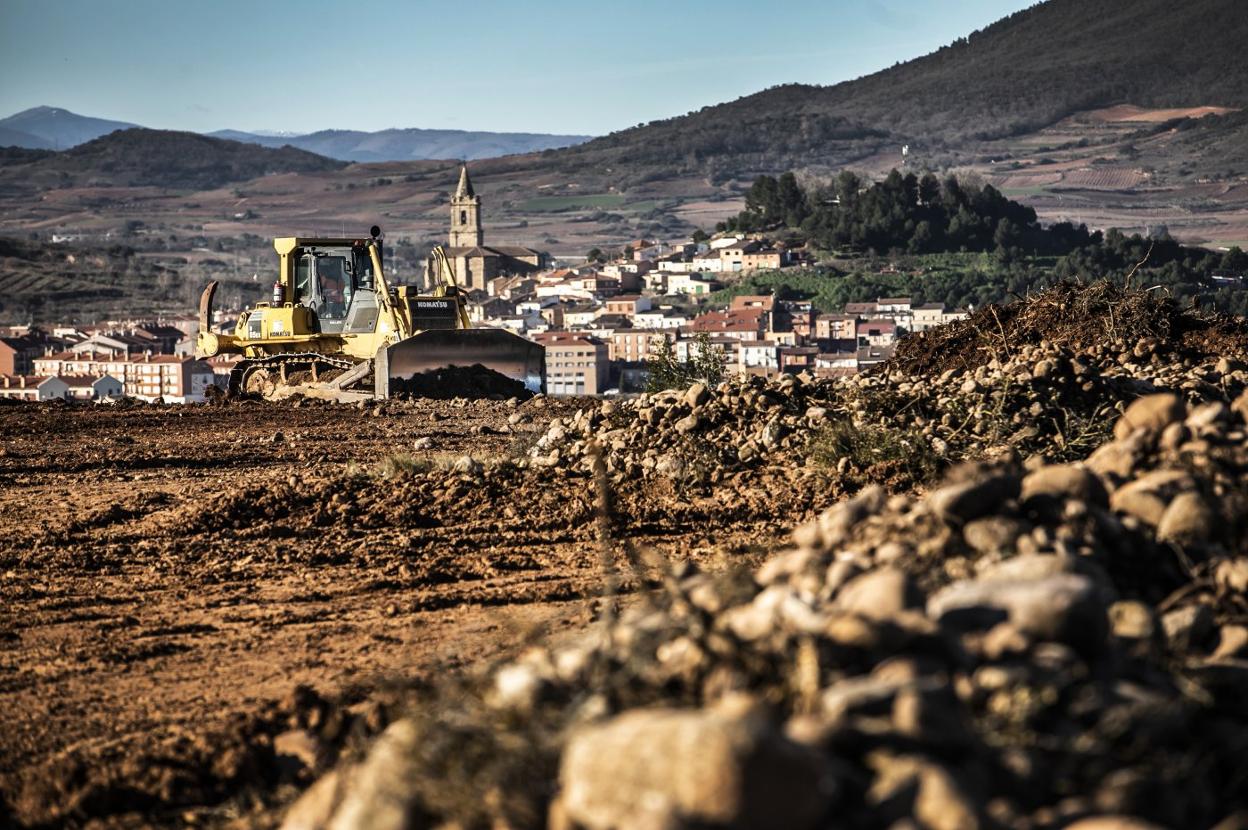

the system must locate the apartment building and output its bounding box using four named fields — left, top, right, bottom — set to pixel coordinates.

left=540, top=334, right=610, bottom=396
